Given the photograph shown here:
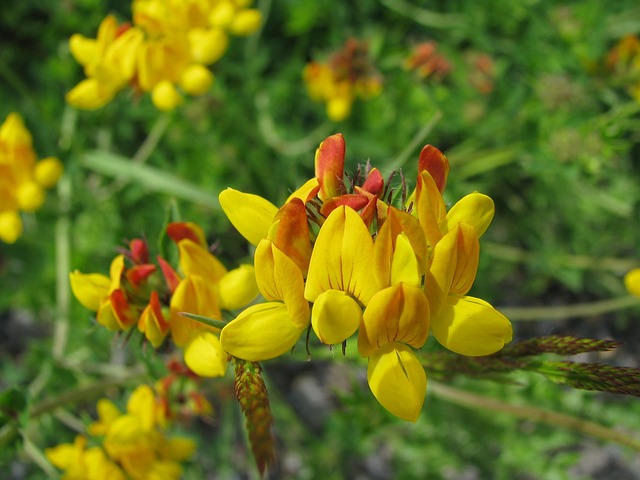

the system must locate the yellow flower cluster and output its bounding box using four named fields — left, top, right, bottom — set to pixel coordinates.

left=218, top=134, right=513, bottom=421
left=69, top=223, right=259, bottom=377
left=0, top=113, right=63, bottom=244
left=67, top=0, right=261, bottom=111
left=304, top=38, right=382, bottom=121
left=46, top=385, right=196, bottom=480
